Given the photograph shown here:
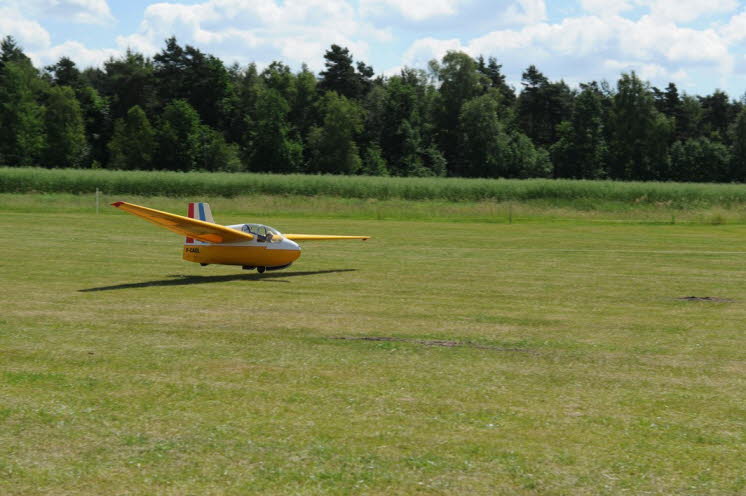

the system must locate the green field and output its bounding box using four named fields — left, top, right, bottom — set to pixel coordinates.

left=1, top=194, right=746, bottom=494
